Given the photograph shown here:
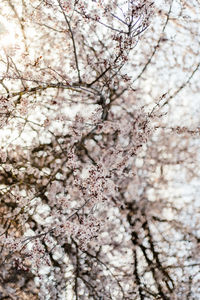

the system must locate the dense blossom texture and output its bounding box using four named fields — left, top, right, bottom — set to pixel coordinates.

left=0, top=0, right=200, bottom=299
